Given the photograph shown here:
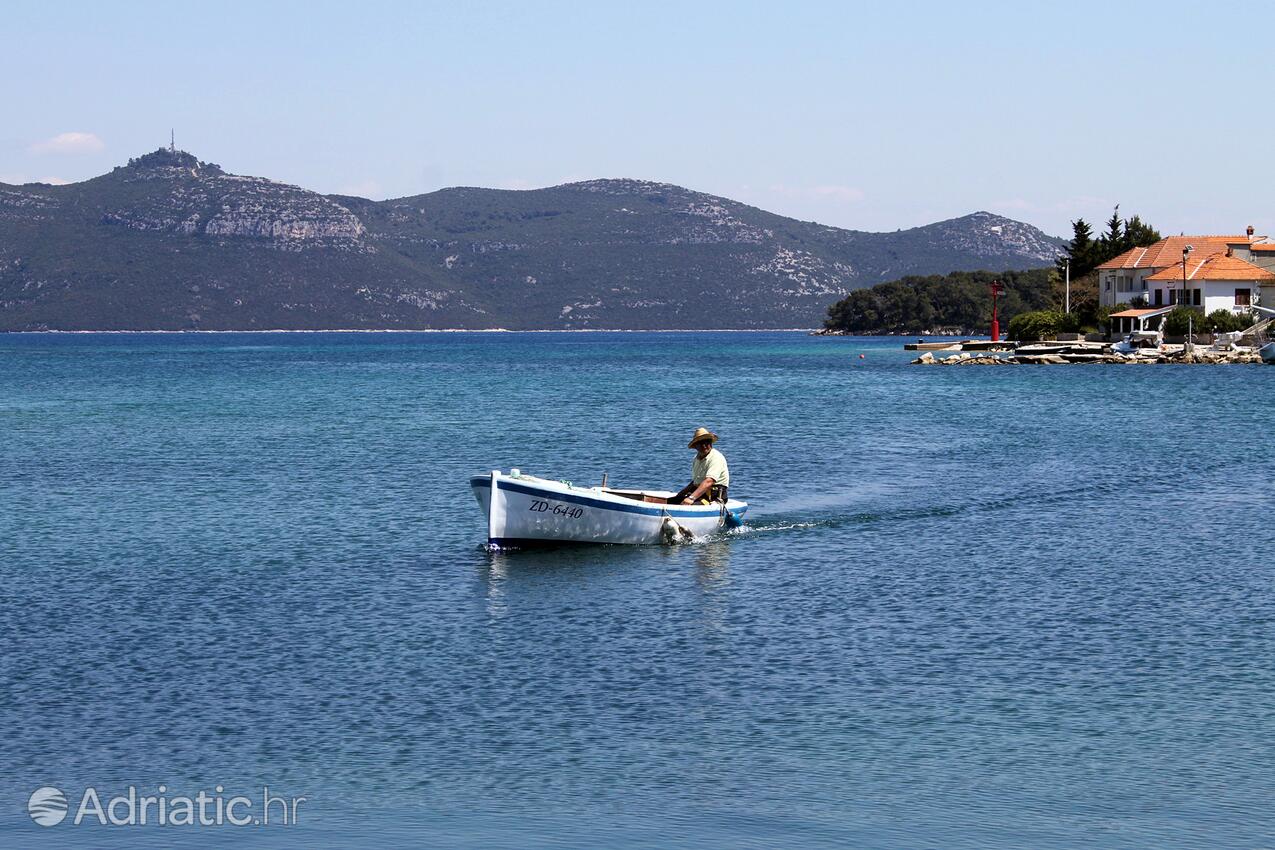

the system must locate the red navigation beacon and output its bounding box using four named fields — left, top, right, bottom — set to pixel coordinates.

left=989, top=280, right=1006, bottom=341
